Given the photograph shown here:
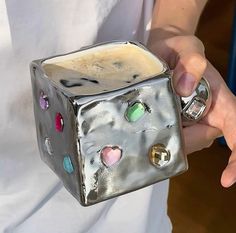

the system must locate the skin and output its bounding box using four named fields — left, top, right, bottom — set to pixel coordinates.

left=148, top=0, right=236, bottom=187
